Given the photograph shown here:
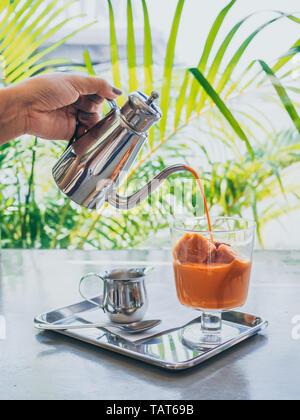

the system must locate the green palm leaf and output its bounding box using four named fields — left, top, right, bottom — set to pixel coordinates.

left=225, top=60, right=256, bottom=99
left=281, top=65, right=300, bottom=81
left=259, top=60, right=300, bottom=134
left=0, top=0, right=93, bottom=85
left=1, top=0, right=46, bottom=53
left=6, top=21, right=93, bottom=83
left=107, top=0, right=123, bottom=103
left=3, top=0, right=76, bottom=66
left=273, top=39, right=300, bottom=73
left=265, top=160, right=286, bottom=196
left=141, top=0, right=154, bottom=149
left=186, top=0, right=237, bottom=119
left=5, top=14, right=86, bottom=75
left=142, top=0, right=153, bottom=95
left=216, top=15, right=284, bottom=96
left=0, top=0, right=26, bottom=41
left=235, top=110, right=271, bottom=140
left=197, top=13, right=256, bottom=113
left=189, top=67, right=254, bottom=159
left=127, top=0, right=138, bottom=92
left=250, top=186, right=263, bottom=246
left=175, top=70, right=189, bottom=129
left=244, top=28, right=300, bottom=92
left=16, top=58, right=71, bottom=82
left=251, top=37, right=300, bottom=90
left=0, top=1, right=10, bottom=15
left=83, top=50, right=96, bottom=77
left=160, top=0, right=185, bottom=139
left=280, top=45, right=300, bottom=59
left=261, top=203, right=300, bottom=225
